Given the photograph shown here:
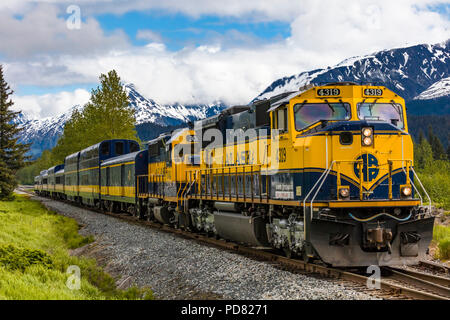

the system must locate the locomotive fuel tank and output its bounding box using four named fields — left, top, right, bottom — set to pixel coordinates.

left=153, top=206, right=173, bottom=225
left=213, top=212, right=269, bottom=247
